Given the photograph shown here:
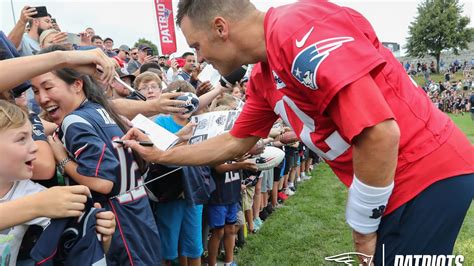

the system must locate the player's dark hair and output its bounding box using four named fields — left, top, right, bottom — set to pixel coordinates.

left=176, top=0, right=255, bottom=28
left=39, top=46, right=148, bottom=173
